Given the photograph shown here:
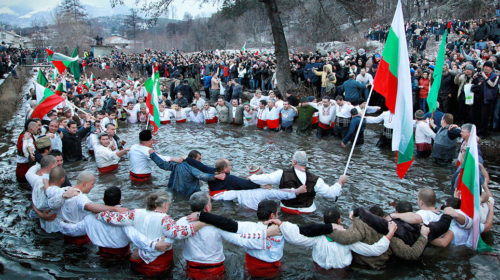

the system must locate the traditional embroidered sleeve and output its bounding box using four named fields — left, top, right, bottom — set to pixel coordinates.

left=218, top=229, right=267, bottom=250
left=349, top=237, right=390, bottom=256
left=161, top=215, right=195, bottom=239
left=314, top=179, right=342, bottom=200
left=95, top=210, right=136, bottom=226
left=59, top=220, right=86, bottom=237
left=280, top=222, right=316, bottom=247
left=249, top=169, right=283, bottom=185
